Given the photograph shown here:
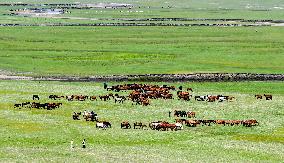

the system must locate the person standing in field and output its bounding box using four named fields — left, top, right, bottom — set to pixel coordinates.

left=169, top=111, right=171, bottom=117
left=103, top=82, right=107, bottom=89
left=70, top=140, right=74, bottom=149
left=82, top=139, right=86, bottom=148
